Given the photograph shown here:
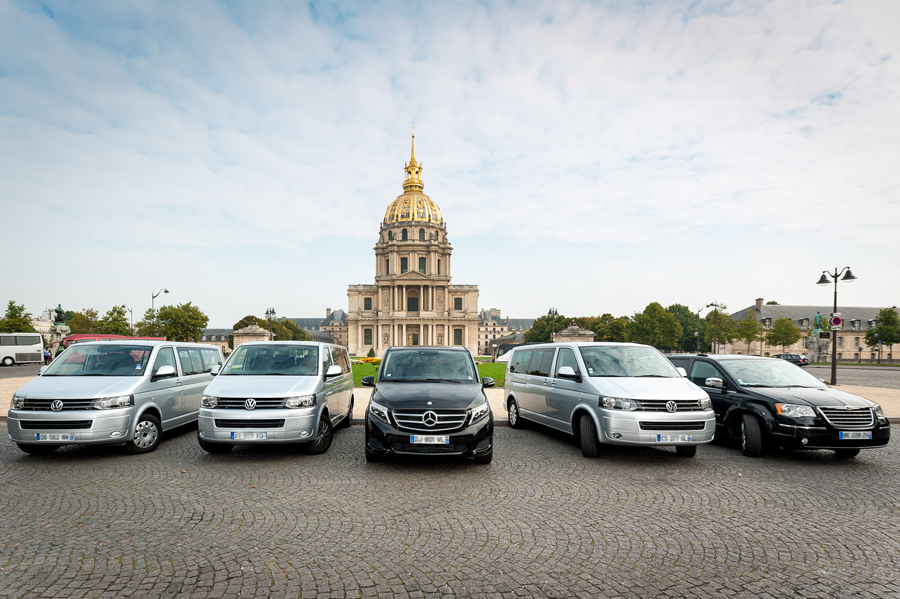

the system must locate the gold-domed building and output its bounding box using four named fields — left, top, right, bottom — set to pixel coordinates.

left=347, top=136, right=479, bottom=356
